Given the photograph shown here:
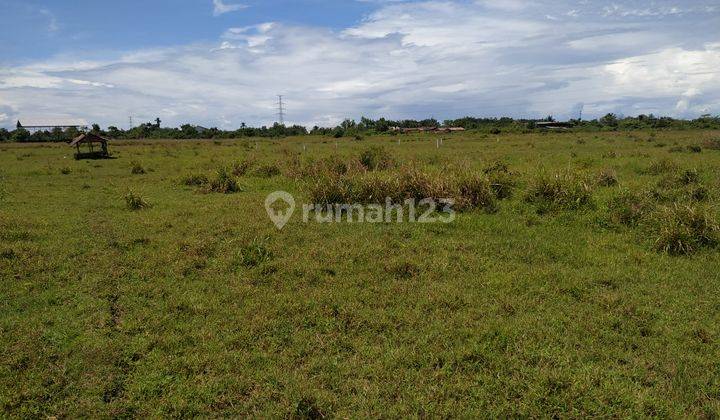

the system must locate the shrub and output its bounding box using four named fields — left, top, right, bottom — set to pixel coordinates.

left=687, top=145, right=702, bottom=153
left=180, top=173, right=209, bottom=187
left=237, top=240, right=273, bottom=268
left=125, top=191, right=150, bottom=211
left=59, top=167, right=71, bottom=175
left=230, top=159, right=254, bottom=176
left=130, top=161, right=146, bottom=175
left=654, top=205, right=719, bottom=255
left=525, top=171, right=594, bottom=213
left=253, top=163, right=281, bottom=178
left=203, top=168, right=242, bottom=194
left=597, top=168, right=619, bottom=187
left=359, top=146, right=395, bottom=171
